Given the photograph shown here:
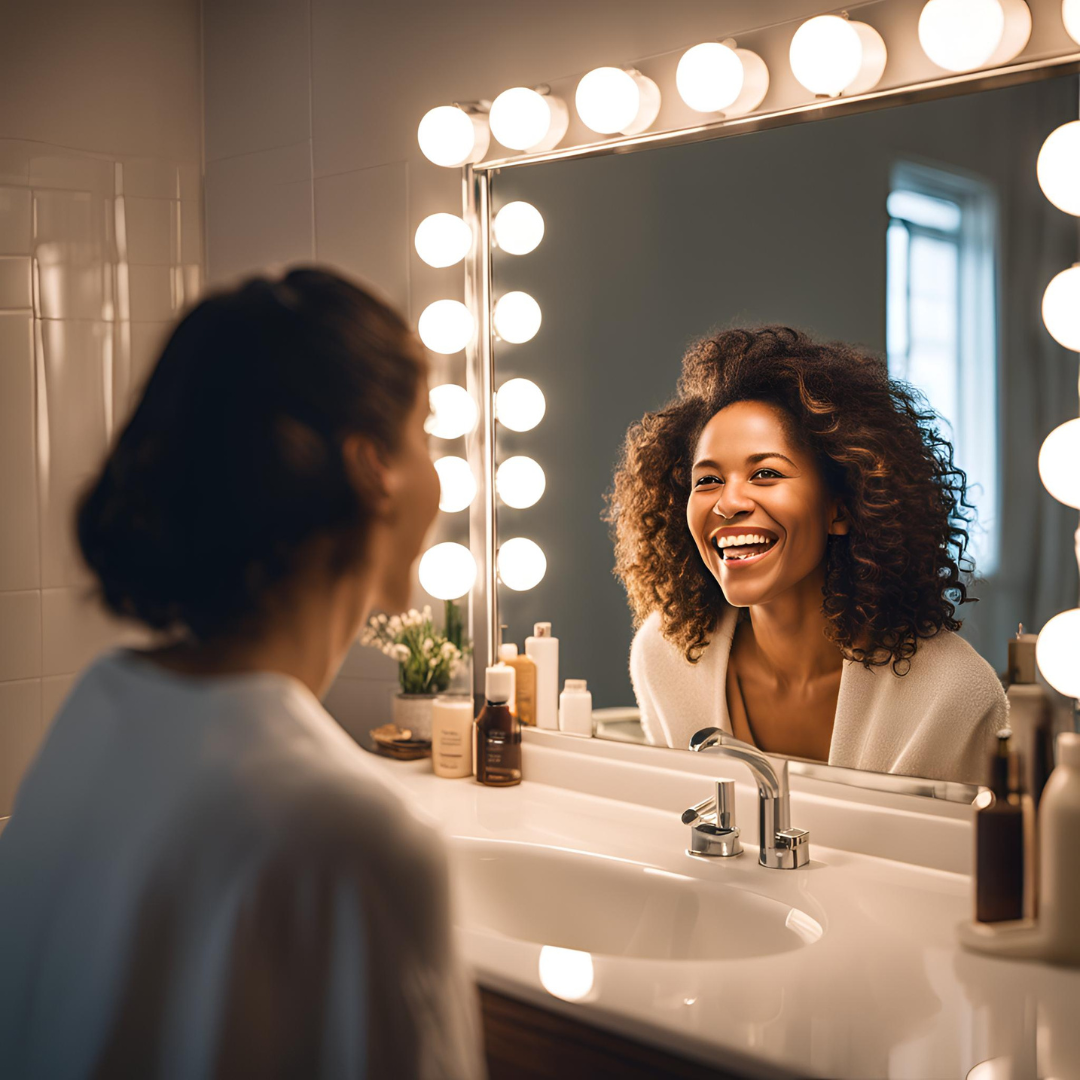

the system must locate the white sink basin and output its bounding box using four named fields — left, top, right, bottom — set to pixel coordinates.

left=452, top=838, right=823, bottom=961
